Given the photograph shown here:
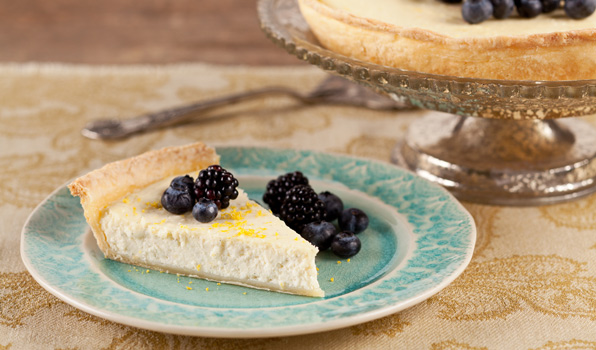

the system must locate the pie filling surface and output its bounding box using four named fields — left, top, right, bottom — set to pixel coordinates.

left=319, top=0, right=596, bottom=39
left=101, top=178, right=323, bottom=296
